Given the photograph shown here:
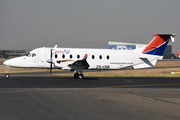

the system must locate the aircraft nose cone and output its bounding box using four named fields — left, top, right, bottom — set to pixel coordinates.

left=3, top=57, right=24, bottom=67
left=3, top=60, right=10, bottom=66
